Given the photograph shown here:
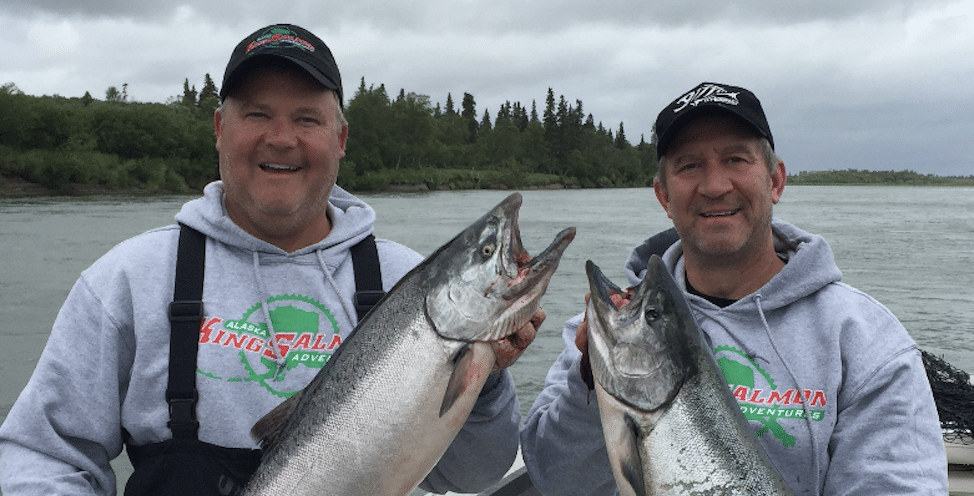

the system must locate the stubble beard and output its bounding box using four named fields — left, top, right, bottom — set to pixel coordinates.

left=681, top=203, right=775, bottom=270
